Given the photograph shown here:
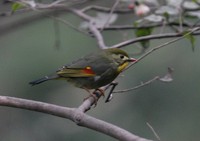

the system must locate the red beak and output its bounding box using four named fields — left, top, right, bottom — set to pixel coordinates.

left=128, top=58, right=137, bottom=62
